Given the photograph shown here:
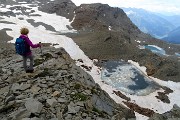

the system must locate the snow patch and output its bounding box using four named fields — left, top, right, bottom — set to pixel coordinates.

left=125, top=10, right=136, bottom=15
left=0, top=8, right=11, bottom=12
left=29, top=8, right=76, bottom=33
left=6, top=5, right=12, bottom=9
left=135, top=112, right=149, bottom=120
left=71, top=14, right=76, bottom=23
left=135, top=40, right=141, bottom=43
left=138, top=45, right=145, bottom=49
left=18, top=2, right=27, bottom=4
left=108, top=26, right=112, bottom=30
